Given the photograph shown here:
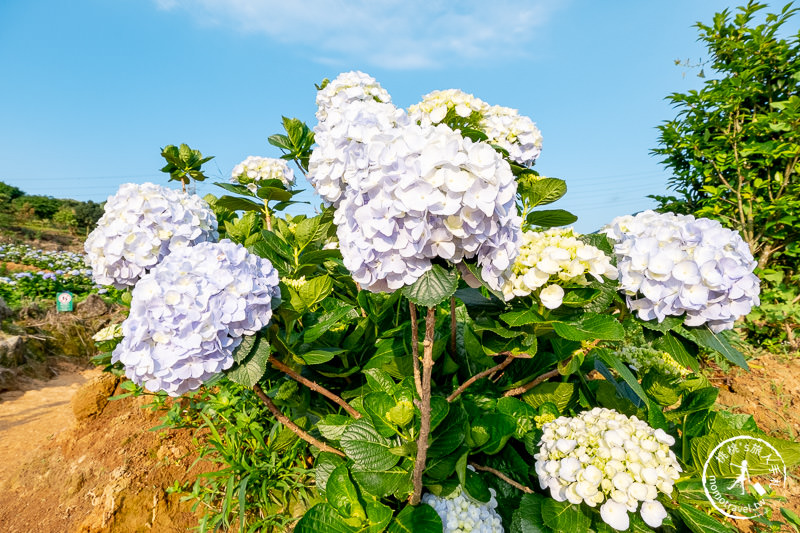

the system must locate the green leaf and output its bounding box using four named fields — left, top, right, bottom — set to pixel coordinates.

left=318, top=414, right=353, bottom=441
left=677, top=504, right=736, bottom=533
left=255, top=185, right=292, bottom=203
left=527, top=209, right=578, bottom=228
left=511, top=493, right=551, bottom=533
left=471, top=413, right=517, bottom=455
left=305, top=304, right=358, bottom=343
left=653, top=333, right=699, bottom=372
left=364, top=391, right=397, bottom=438
left=667, top=387, right=718, bottom=418
left=430, top=395, right=450, bottom=432
left=326, top=464, right=366, bottom=520
left=522, top=382, right=576, bottom=412
left=678, top=326, right=748, bottom=369
left=463, top=468, right=491, bottom=503
left=595, top=348, right=648, bottom=404
left=428, top=403, right=468, bottom=458
left=499, top=308, right=547, bottom=327
left=294, top=216, right=322, bottom=250
left=541, top=499, right=590, bottom=532
left=214, top=195, right=265, bottom=213
left=297, top=347, right=344, bottom=365
left=225, top=335, right=270, bottom=387
left=363, top=368, right=395, bottom=394
left=552, top=313, right=625, bottom=341
left=690, top=430, right=800, bottom=476
left=298, top=275, right=334, bottom=310
left=386, top=504, right=443, bottom=533
left=268, top=133, right=293, bottom=151
left=294, top=503, right=360, bottom=533
left=351, top=463, right=411, bottom=499
left=364, top=501, right=393, bottom=533
left=402, top=265, right=458, bottom=308
left=527, top=178, right=568, bottom=207
left=639, top=316, right=683, bottom=333
left=231, top=333, right=258, bottom=364
left=340, top=419, right=400, bottom=471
